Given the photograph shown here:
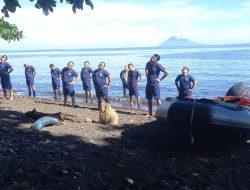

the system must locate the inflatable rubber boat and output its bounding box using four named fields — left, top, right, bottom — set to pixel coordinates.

left=156, top=98, right=250, bottom=139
